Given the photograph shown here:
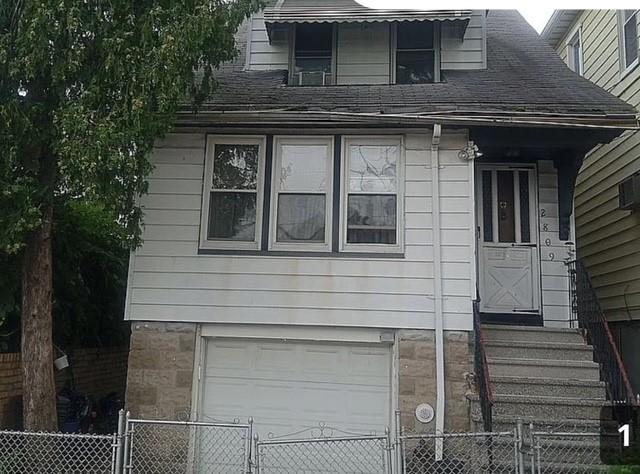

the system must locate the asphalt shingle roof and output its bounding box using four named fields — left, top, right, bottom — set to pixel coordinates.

left=194, top=10, right=637, bottom=126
